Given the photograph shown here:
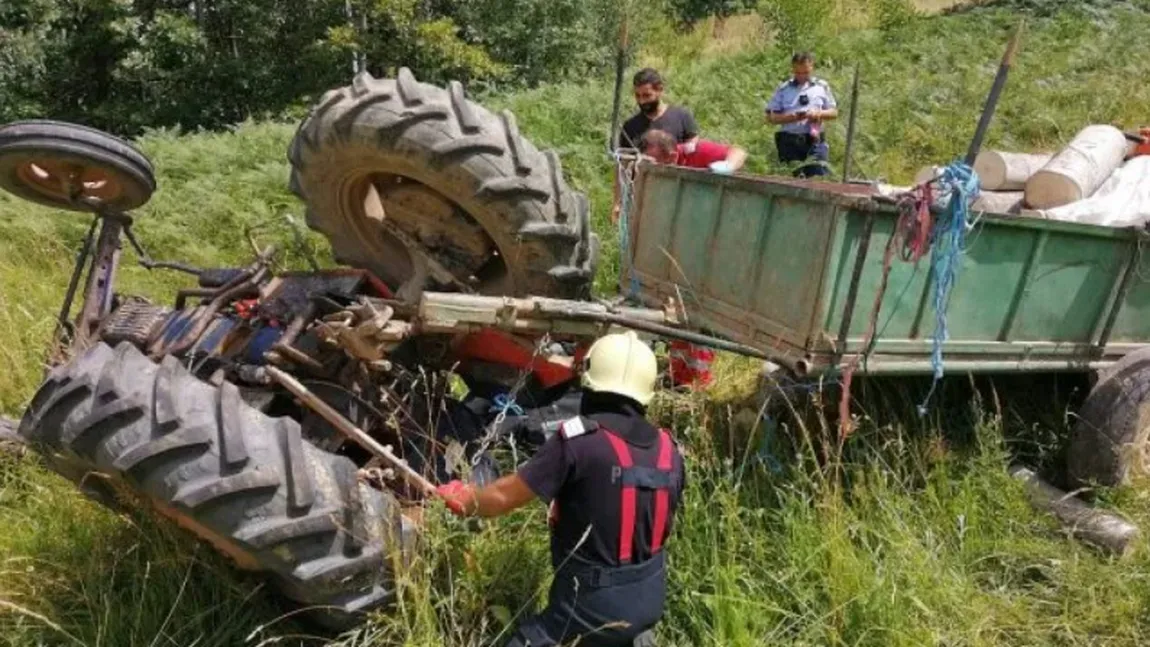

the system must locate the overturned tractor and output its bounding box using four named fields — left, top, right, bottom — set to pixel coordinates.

left=0, top=70, right=731, bottom=628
